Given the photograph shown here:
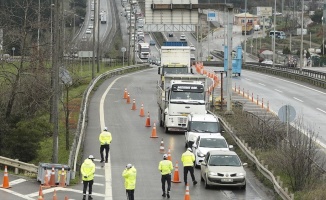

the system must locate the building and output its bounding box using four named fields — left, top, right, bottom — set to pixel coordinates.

left=234, top=13, right=259, bottom=26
